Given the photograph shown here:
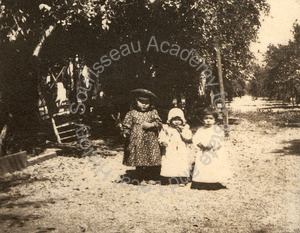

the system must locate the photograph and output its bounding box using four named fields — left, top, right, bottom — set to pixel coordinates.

left=0, top=0, right=299, bottom=232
